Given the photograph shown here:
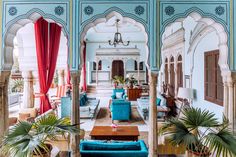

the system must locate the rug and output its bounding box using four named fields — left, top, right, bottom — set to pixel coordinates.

left=95, top=106, right=145, bottom=126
